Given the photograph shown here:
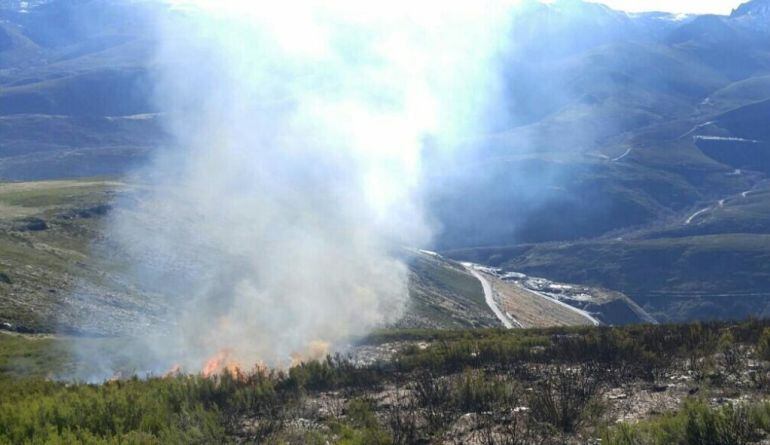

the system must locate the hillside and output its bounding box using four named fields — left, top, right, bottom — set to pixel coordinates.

left=0, top=179, right=651, bottom=335
left=429, top=0, right=770, bottom=323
